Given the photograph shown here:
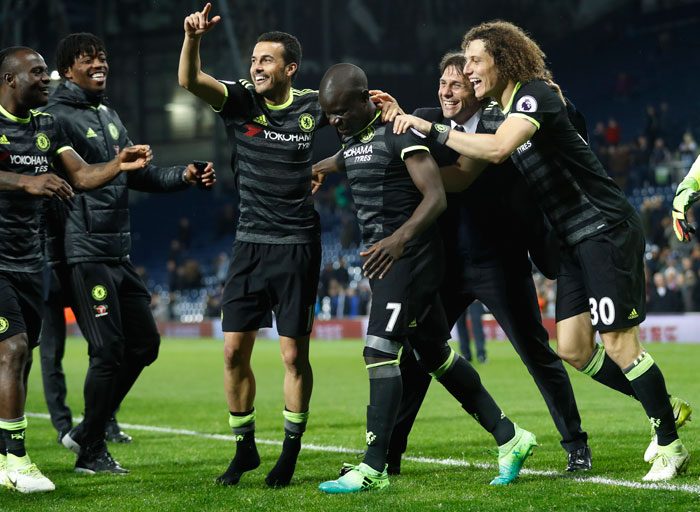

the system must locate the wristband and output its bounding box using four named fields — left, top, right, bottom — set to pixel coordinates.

left=182, top=168, right=190, bottom=184
left=429, top=123, right=450, bottom=145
